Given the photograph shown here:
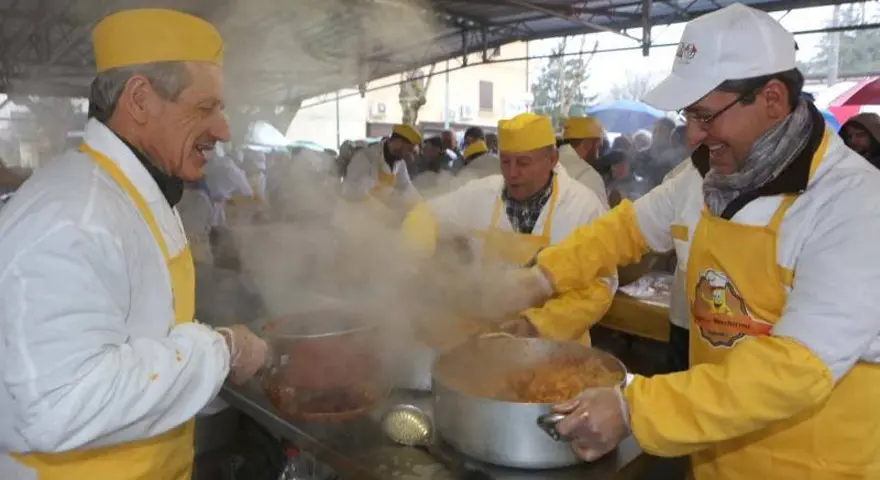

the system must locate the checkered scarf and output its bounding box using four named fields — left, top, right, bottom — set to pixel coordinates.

left=703, top=99, right=813, bottom=216
left=503, top=174, right=554, bottom=234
